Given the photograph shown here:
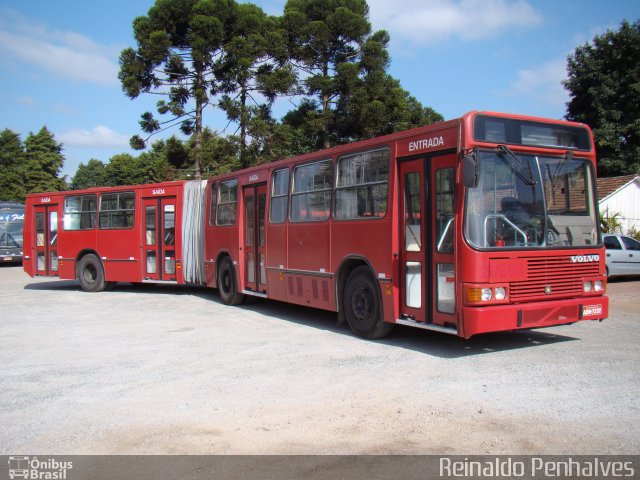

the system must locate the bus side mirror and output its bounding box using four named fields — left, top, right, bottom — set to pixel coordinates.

left=463, top=154, right=478, bottom=188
